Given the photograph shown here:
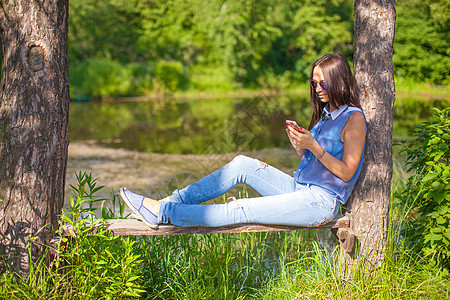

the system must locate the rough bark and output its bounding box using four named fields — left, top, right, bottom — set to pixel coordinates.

left=342, top=0, right=396, bottom=274
left=0, top=0, right=70, bottom=275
